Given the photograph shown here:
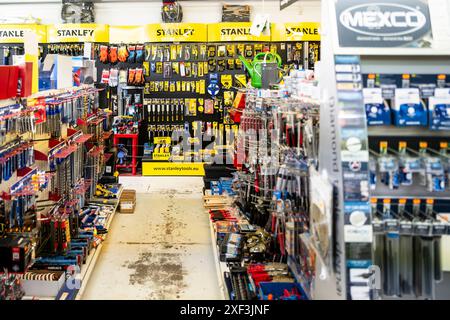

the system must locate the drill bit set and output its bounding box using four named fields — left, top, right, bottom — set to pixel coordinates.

left=33, top=87, right=101, bottom=136
left=0, top=104, right=36, bottom=142
left=85, top=146, right=104, bottom=200
left=47, top=131, right=88, bottom=202
left=0, top=139, right=35, bottom=183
